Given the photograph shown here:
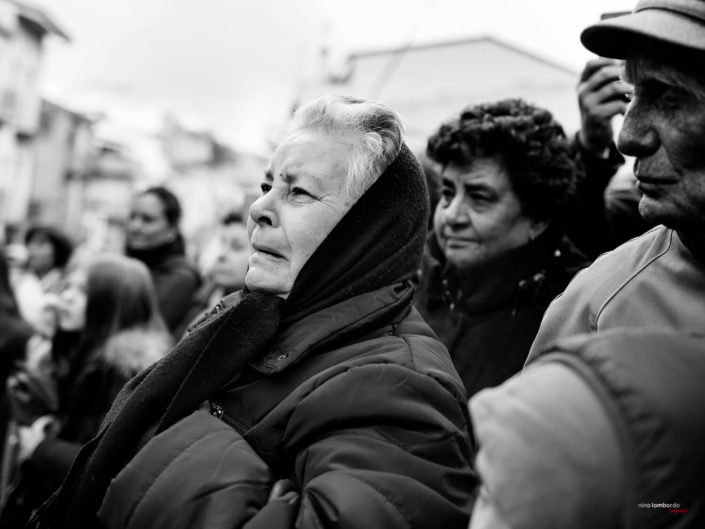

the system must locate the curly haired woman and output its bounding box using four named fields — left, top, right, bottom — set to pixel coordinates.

left=415, top=98, right=589, bottom=397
